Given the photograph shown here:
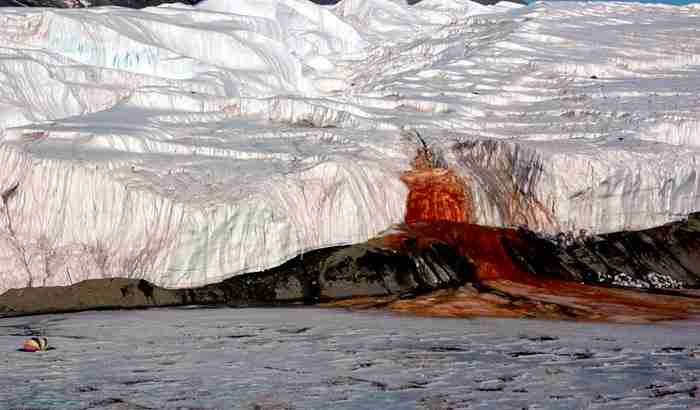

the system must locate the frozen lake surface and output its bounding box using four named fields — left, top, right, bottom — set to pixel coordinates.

left=1, top=307, right=699, bottom=409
